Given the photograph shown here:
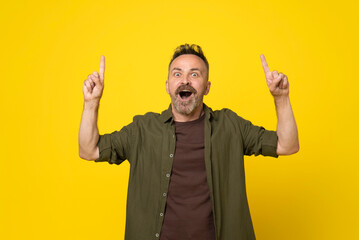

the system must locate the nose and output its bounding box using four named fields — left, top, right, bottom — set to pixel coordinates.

left=182, top=74, right=191, bottom=85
